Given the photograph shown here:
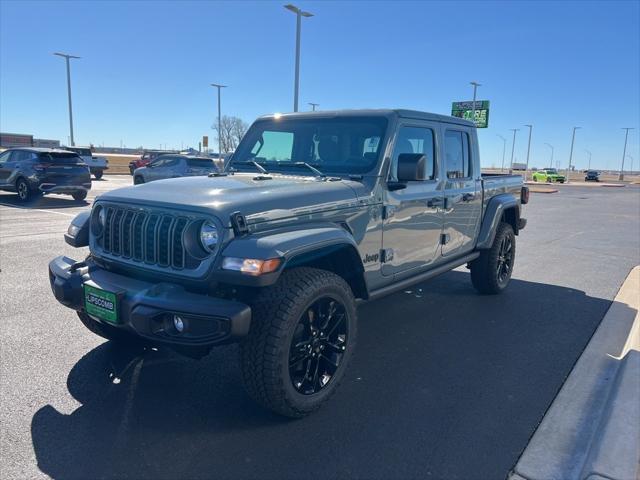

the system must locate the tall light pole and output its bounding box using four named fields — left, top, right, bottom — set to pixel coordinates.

left=308, top=102, right=319, bottom=111
left=544, top=143, right=554, bottom=168
left=470, top=81, right=481, bottom=126
left=497, top=134, right=507, bottom=172
left=509, top=128, right=519, bottom=173
left=619, top=128, right=634, bottom=180
left=53, top=52, right=80, bottom=146
left=524, top=124, right=533, bottom=181
left=284, top=4, right=313, bottom=112
left=567, top=126, right=581, bottom=184
left=584, top=149, right=592, bottom=170
left=211, top=83, right=227, bottom=157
